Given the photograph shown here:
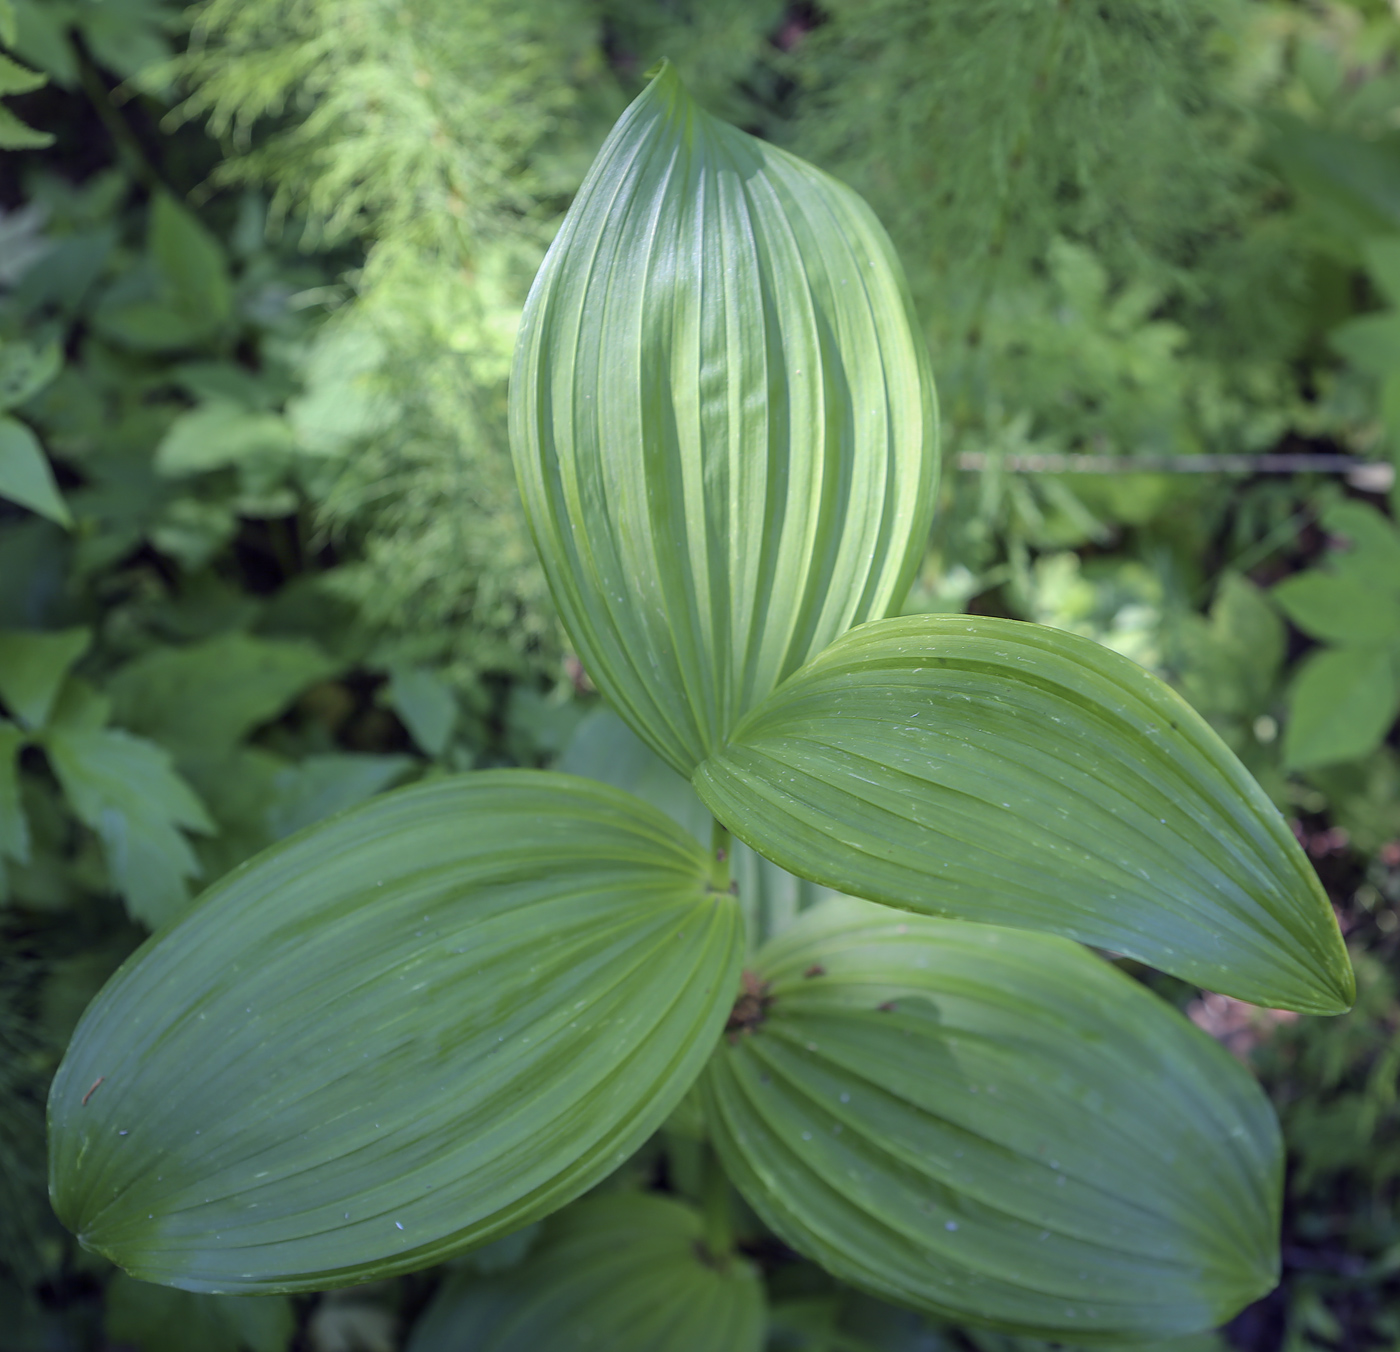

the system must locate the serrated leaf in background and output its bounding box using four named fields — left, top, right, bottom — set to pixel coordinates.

left=106, top=632, right=339, bottom=758
left=1176, top=573, right=1285, bottom=725
left=44, top=725, right=214, bottom=926
left=512, top=63, right=938, bottom=775
left=704, top=898, right=1282, bottom=1340
left=1283, top=647, right=1400, bottom=772
left=0, top=416, right=71, bottom=526
left=105, top=1273, right=294, bottom=1352
left=693, top=614, right=1353, bottom=1013
left=7, top=0, right=78, bottom=87
left=408, top=1194, right=765, bottom=1352
left=0, top=626, right=89, bottom=729
left=48, top=772, right=745, bottom=1291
